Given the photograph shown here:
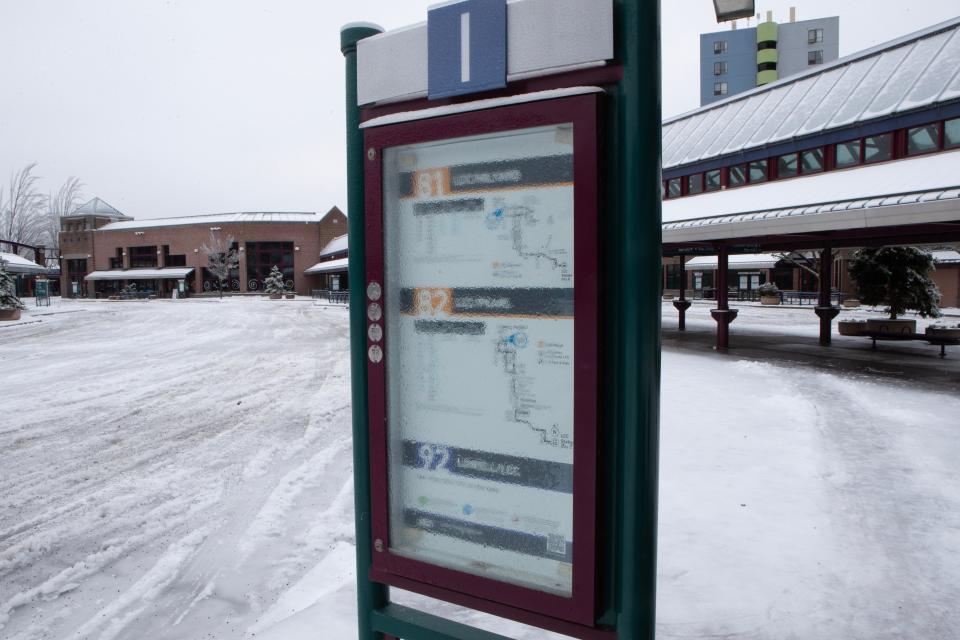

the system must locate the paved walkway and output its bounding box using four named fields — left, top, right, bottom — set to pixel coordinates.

left=662, top=301, right=960, bottom=392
